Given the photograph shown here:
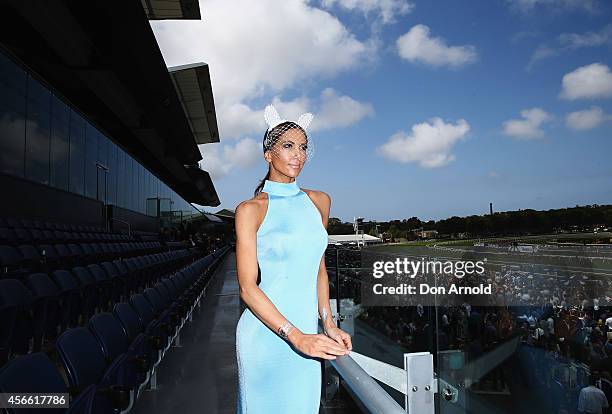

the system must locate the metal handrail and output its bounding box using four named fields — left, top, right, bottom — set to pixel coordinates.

left=330, top=354, right=406, bottom=414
